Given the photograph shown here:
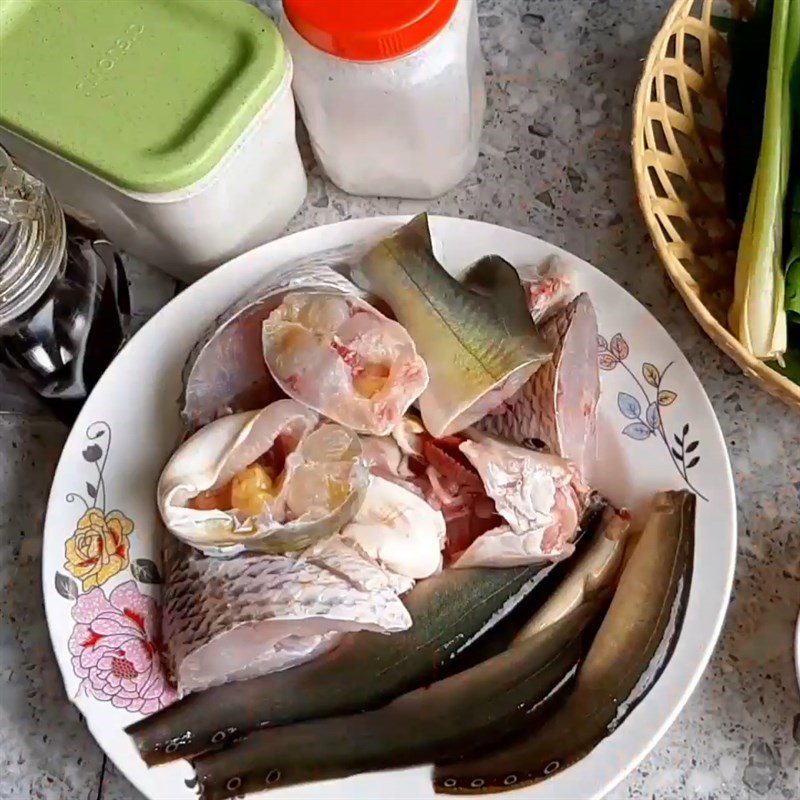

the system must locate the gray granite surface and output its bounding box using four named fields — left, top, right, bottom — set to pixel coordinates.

left=2, top=1, right=799, bottom=799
